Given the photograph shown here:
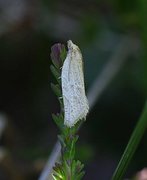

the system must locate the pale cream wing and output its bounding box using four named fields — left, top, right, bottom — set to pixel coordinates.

left=61, top=40, right=89, bottom=127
